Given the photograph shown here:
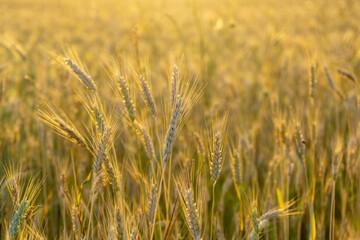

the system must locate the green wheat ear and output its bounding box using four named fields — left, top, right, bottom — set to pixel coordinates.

left=9, top=199, right=28, bottom=240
